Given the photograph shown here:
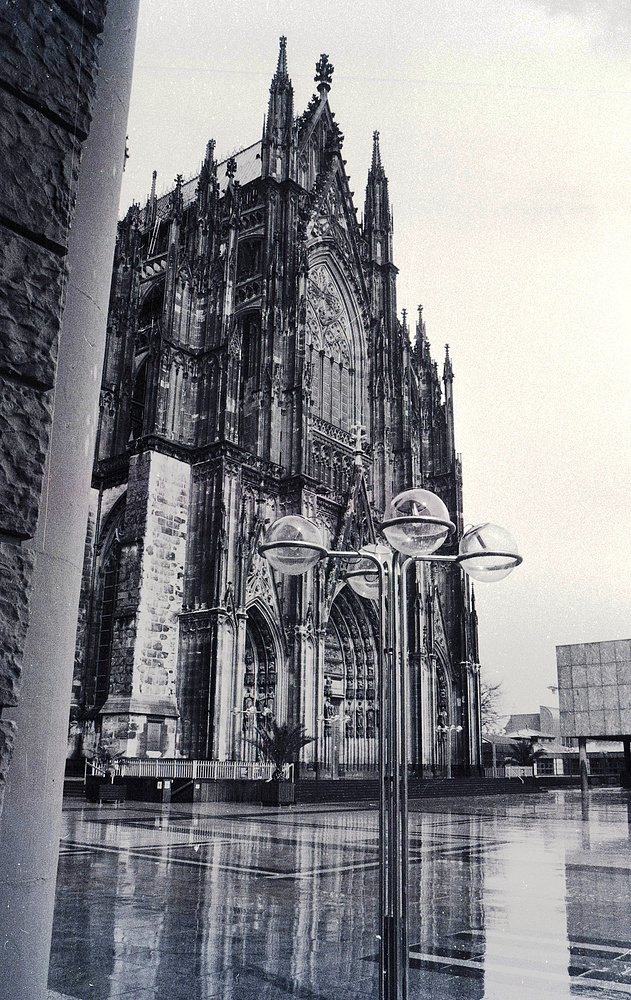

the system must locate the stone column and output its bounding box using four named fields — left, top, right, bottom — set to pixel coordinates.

left=0, top=3, right=138, bottom=997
